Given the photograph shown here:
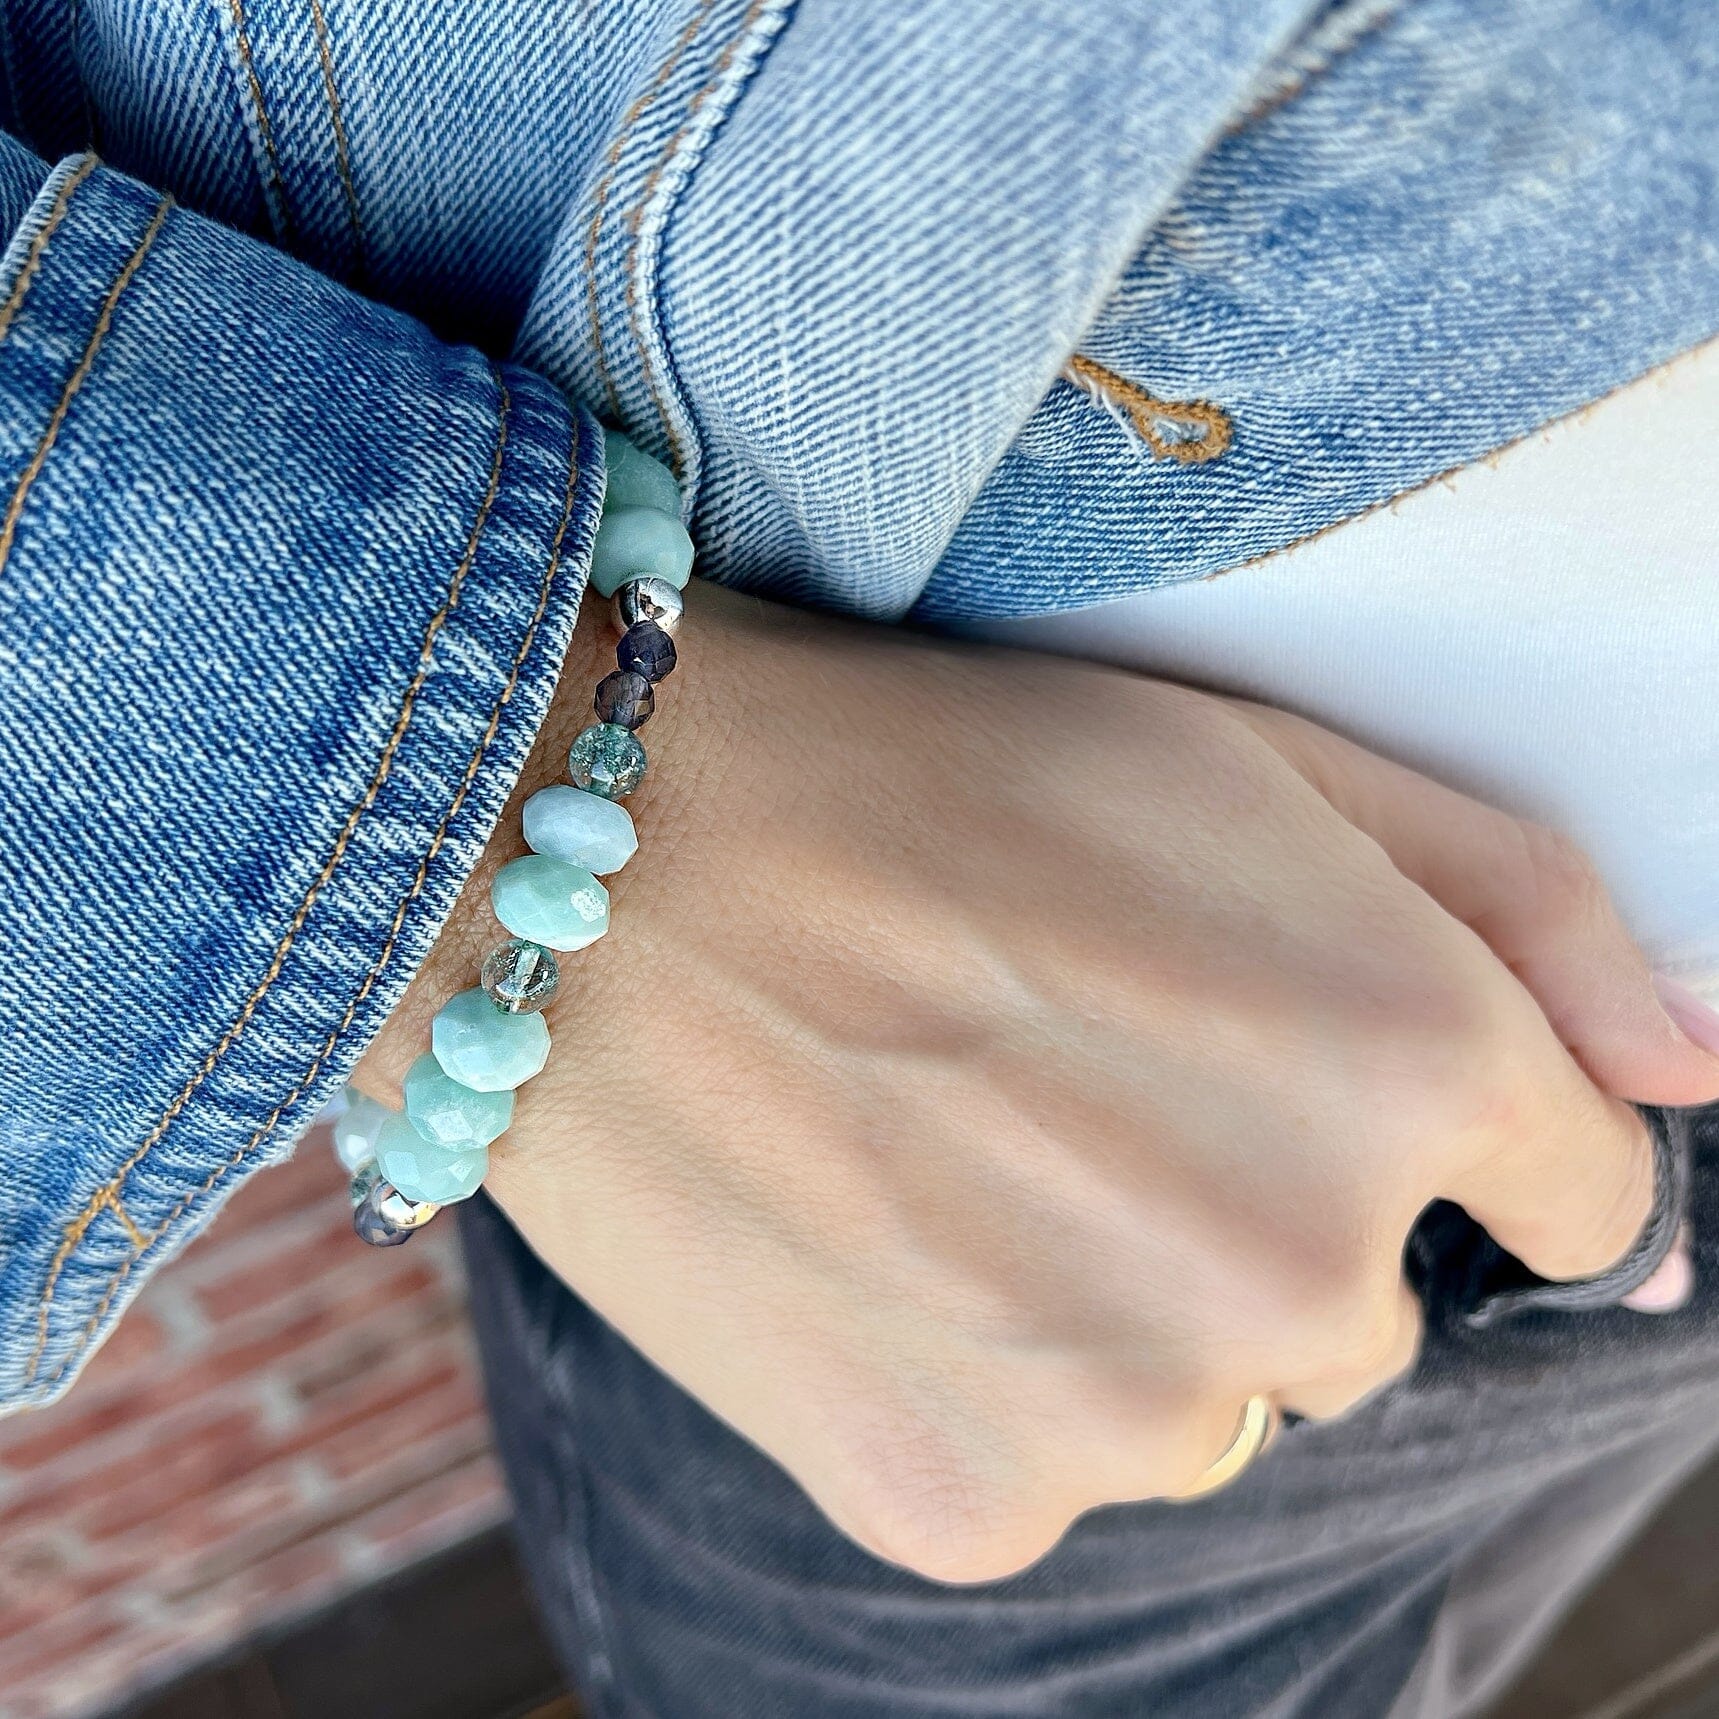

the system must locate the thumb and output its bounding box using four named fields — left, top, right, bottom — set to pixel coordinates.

left=1236, top=701, right=1719, bottom=1109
